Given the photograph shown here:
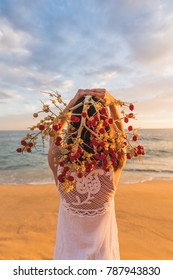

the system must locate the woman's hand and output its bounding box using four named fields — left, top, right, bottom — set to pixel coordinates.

left=67, top=89, right=87, bottom=109
left=67, top=88, right=115, bottom=109
left=89, top=88, right=115, bottom=106
left=66, top=88, right=116, bottom=110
